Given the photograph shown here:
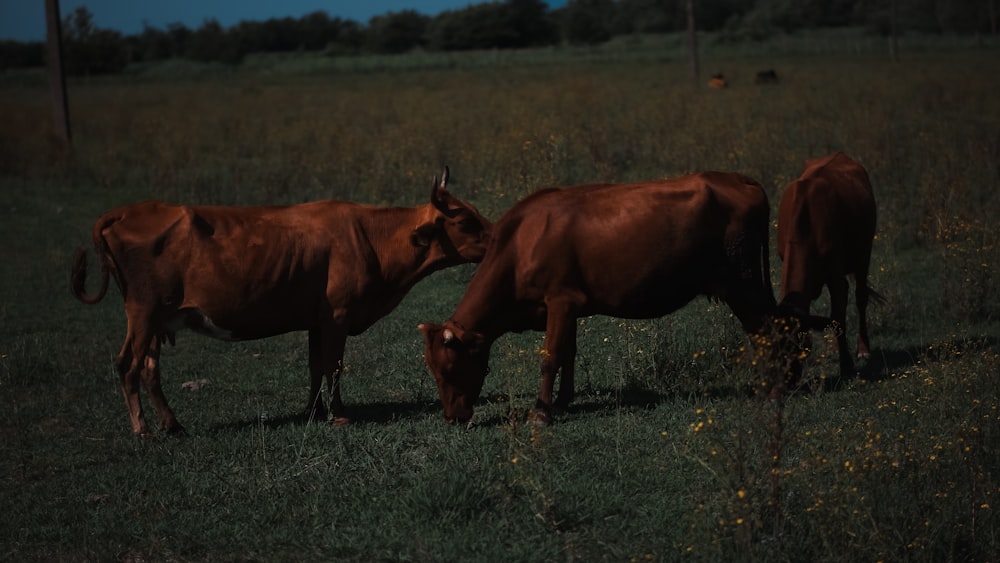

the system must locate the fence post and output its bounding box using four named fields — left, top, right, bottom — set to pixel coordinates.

left=889, top=0, right=899, bottom=62
left=45, top=0, right=72, bottom=150
left=686, top=0, right=699, bottom=84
